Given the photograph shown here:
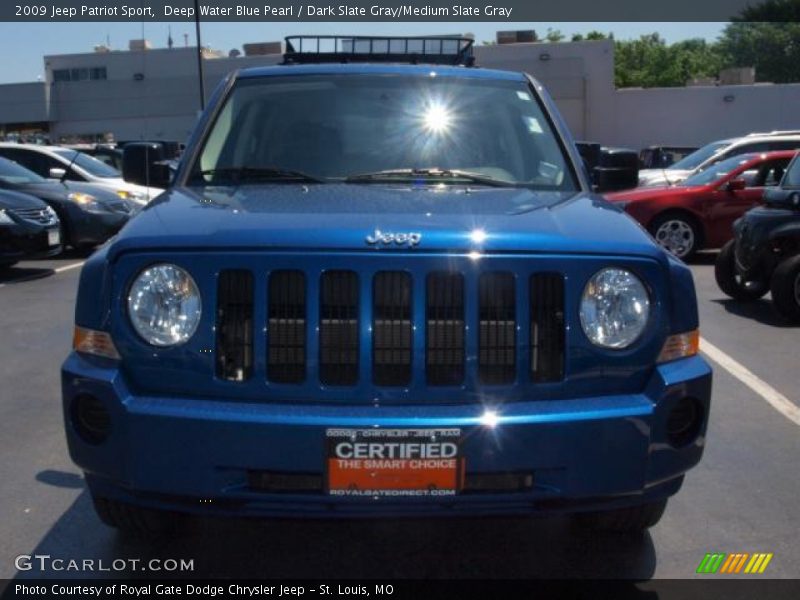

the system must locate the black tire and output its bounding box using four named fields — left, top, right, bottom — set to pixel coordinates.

left=573, top=499, right=668, bottom=533
left=0, top=262, right=17, bottom=271
left=770, top=255, right=800, bottom=323
left=92, top=495, right=183, bottom=537
left=715, top=240, right=769, bottom=301
left=648, top=213, right=701, bottom=260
